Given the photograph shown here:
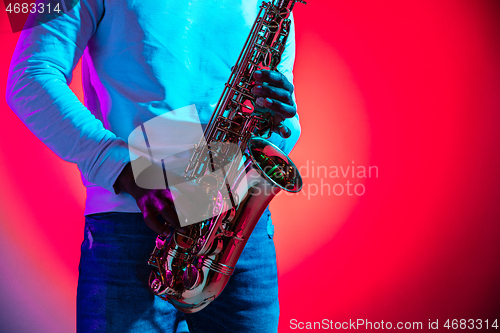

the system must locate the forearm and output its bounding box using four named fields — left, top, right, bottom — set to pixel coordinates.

left=7, top=64, right=129, bottom=191
left=6, top=1, right=130, bottom=192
